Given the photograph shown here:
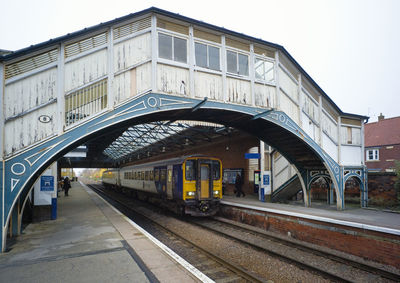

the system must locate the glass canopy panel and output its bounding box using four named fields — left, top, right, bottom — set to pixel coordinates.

left=103, top=121, right=224, bottom=160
